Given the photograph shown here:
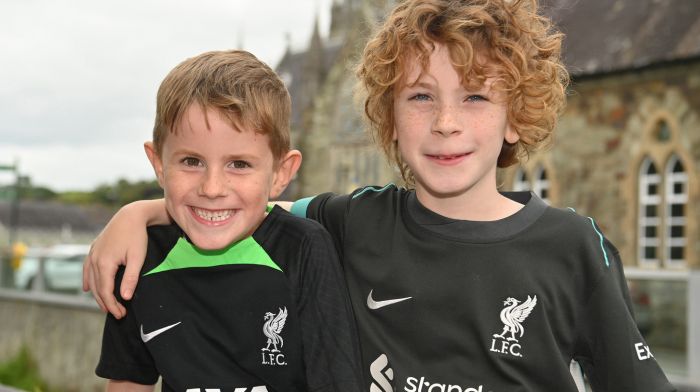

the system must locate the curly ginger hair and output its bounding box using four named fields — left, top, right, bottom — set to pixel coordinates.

left=356, top=0, right=569, bottom=185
